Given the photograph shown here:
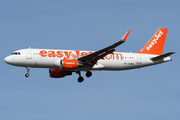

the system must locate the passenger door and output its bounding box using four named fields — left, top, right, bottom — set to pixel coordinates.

left=136, top=54, right=141, bottom=64
left=26, top=48, right=32, bottom=59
